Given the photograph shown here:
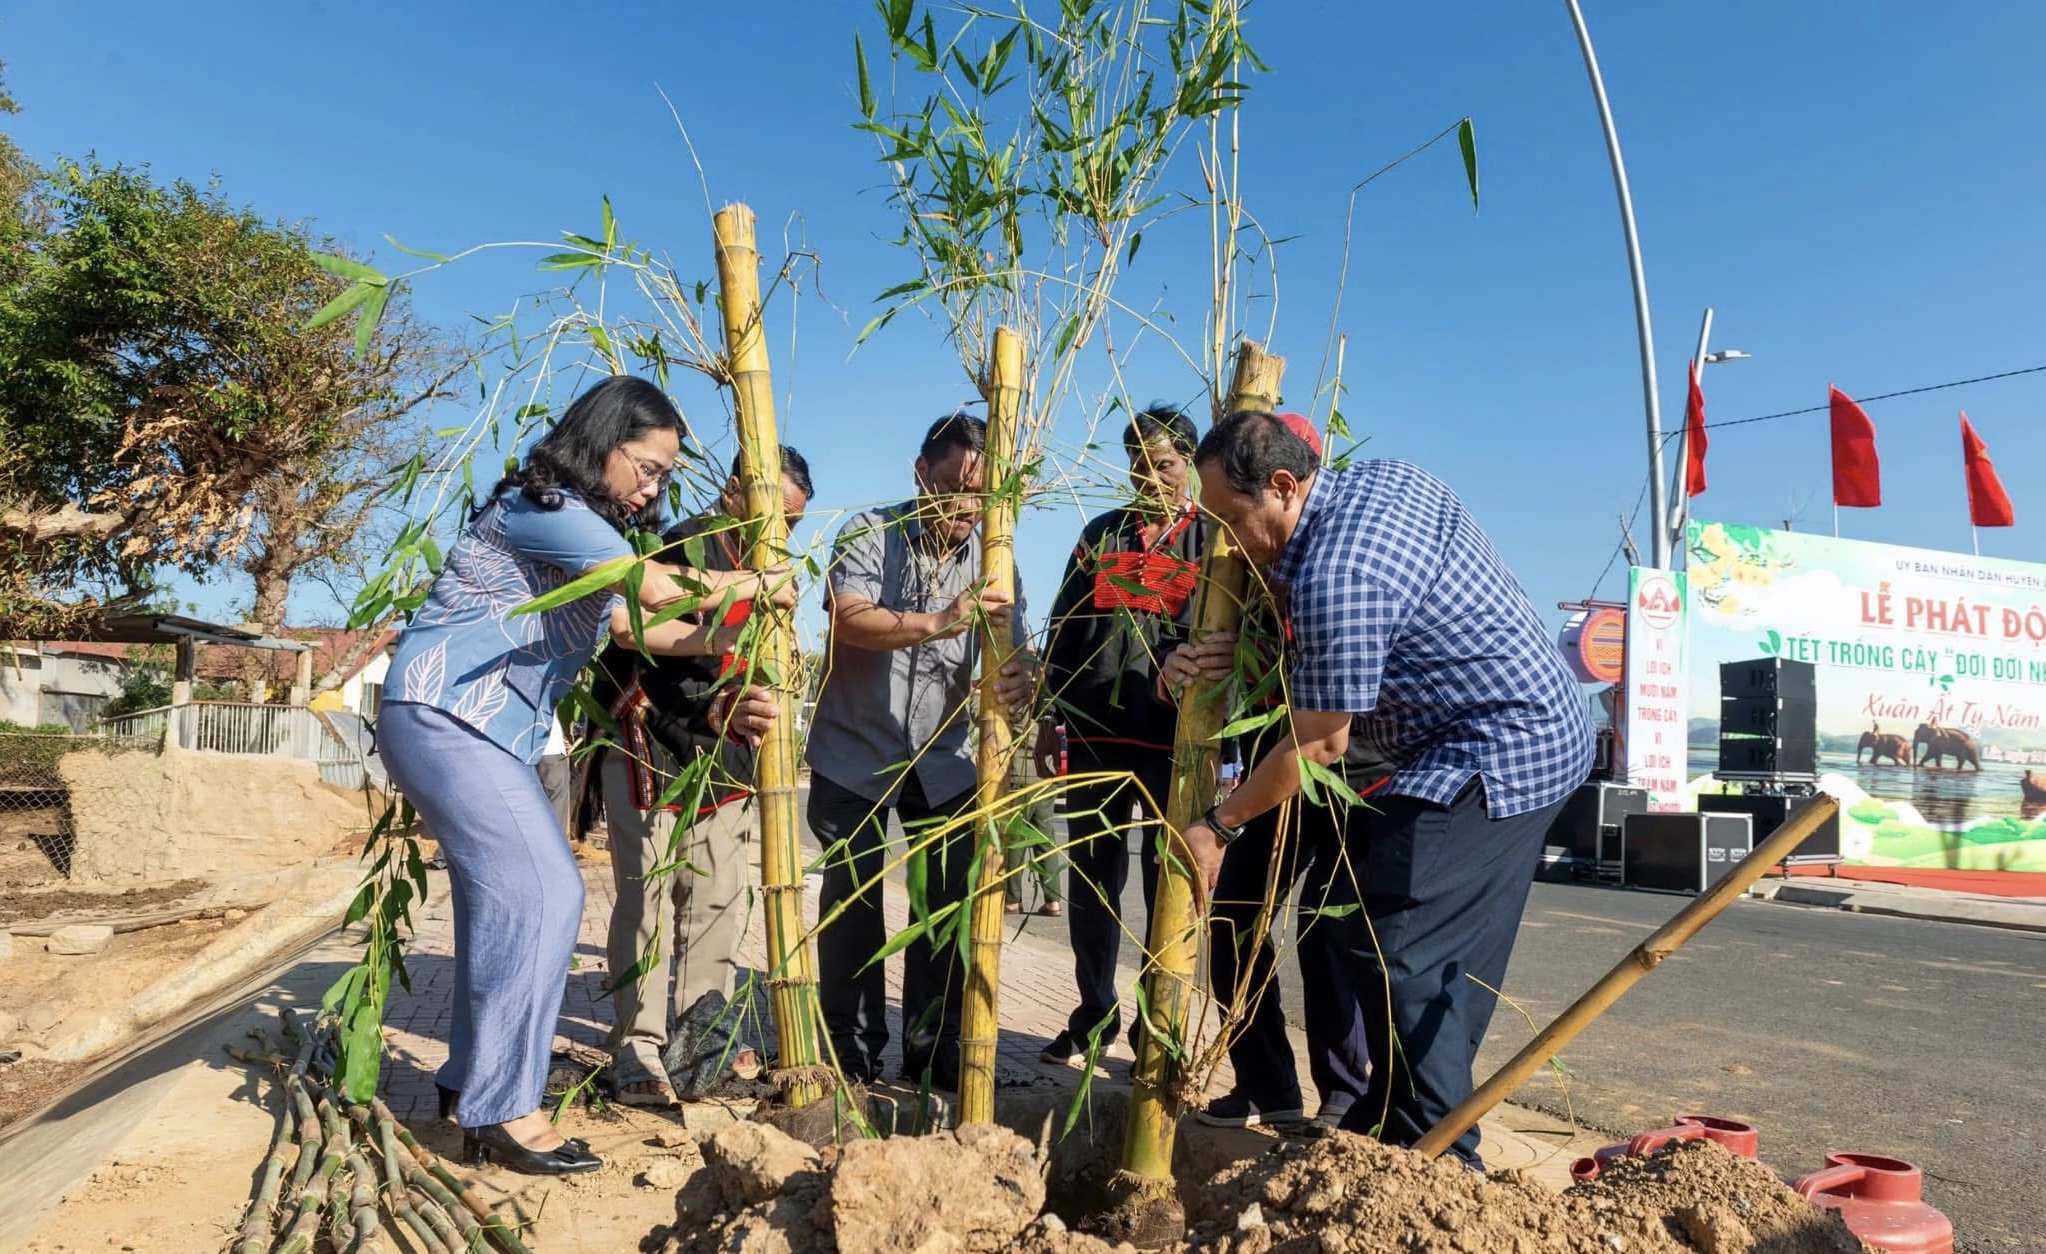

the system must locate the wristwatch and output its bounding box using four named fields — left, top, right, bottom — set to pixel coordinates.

left=1203, top=805, right=1248, bottom=846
